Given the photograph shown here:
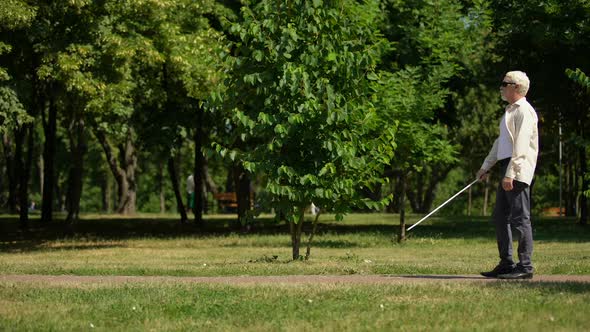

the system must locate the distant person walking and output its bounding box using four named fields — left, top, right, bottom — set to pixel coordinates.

left=476, top=71, right=539, bottom=280
left=186, top=174, right=195, bottom=213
